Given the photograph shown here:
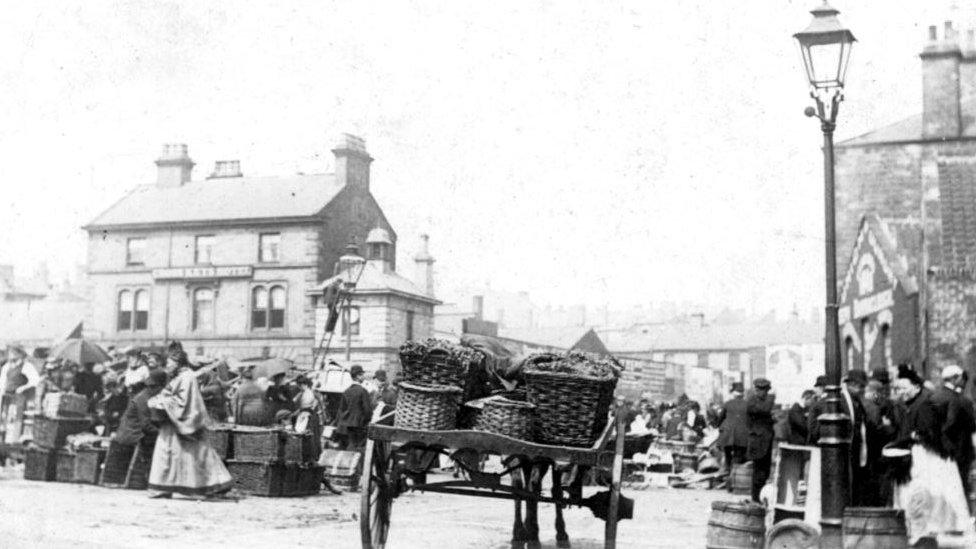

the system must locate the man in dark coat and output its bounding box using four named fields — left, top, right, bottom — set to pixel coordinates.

left=842, top=369, right=872, bottom=506
left=806, top=375, right=829, bottom=444
left=746, top=378, right=775, bottom=502
left=336, top=365, right=373, bottom=451
left=785, top=390, right=815, bottom=445
left=115, top=369, right=167, bottom=446
left=931, top=365, right=976, bottom=498
left=717, top=382, right=749, bottom=474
